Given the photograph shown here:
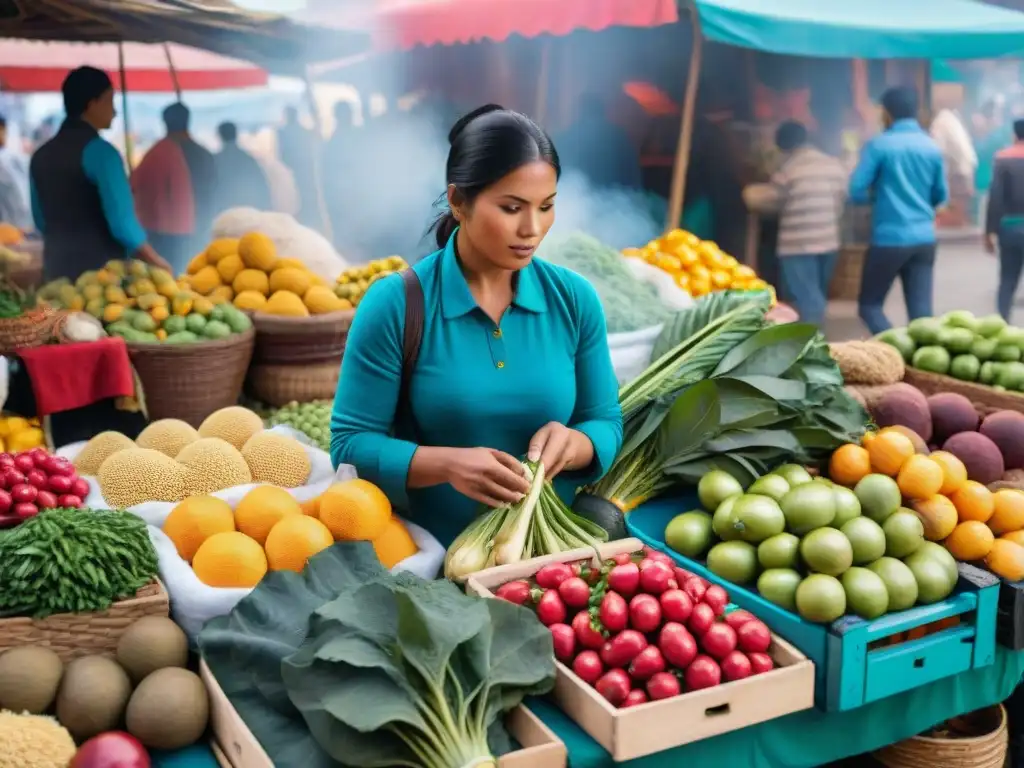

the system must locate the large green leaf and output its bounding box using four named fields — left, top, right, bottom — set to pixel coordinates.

left=656, top=380, right=722, bottom=462
left=649, top=290, right=771, bottom=363
left=711, top=323, right=818, bottom=378
left=721, top=374, right=807, bottom=403
left=699, top=428, right=803, bottom=456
